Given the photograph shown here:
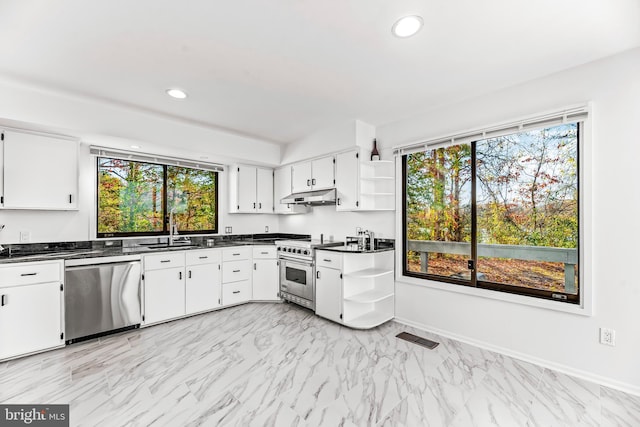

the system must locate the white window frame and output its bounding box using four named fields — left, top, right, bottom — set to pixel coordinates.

left=394, top=104, right=593, bottom=316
